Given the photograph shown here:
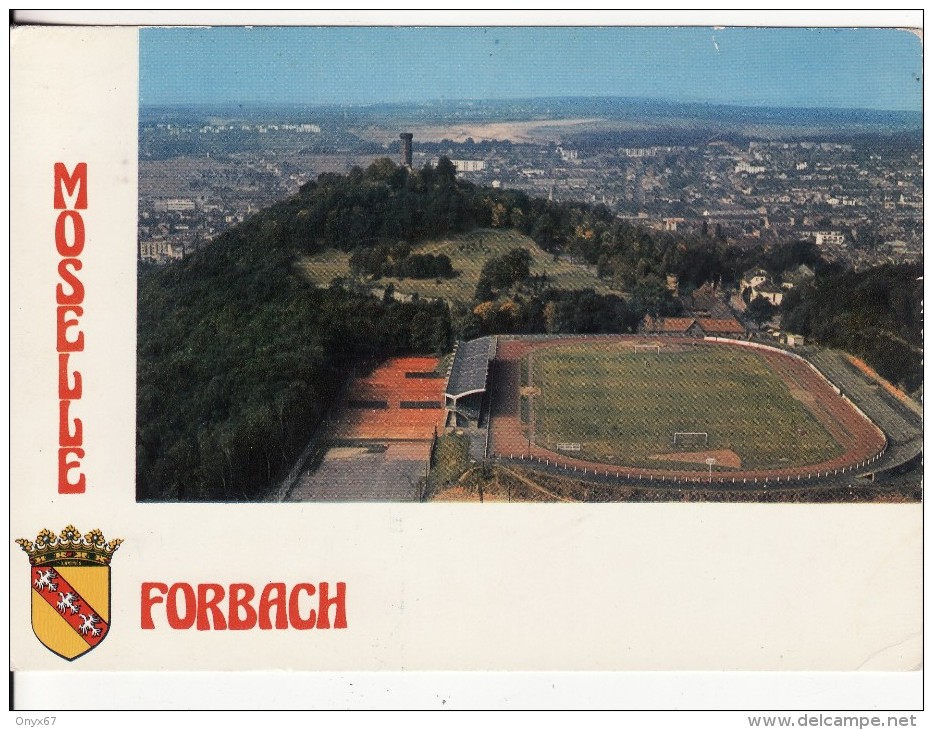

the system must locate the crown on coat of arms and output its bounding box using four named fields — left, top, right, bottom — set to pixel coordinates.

left=16, top=525, right=122, bottom=566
